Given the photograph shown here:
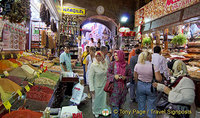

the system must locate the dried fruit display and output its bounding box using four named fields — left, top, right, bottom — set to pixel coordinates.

left=49, top=65, right=61, bottom=72
left=188, top=61, right=200, bottom=67
left=49, top=36, right=54, bottom=49
left=34, top=77, right=57, bottom=89
left=41, top=30, right=46, bottom=46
